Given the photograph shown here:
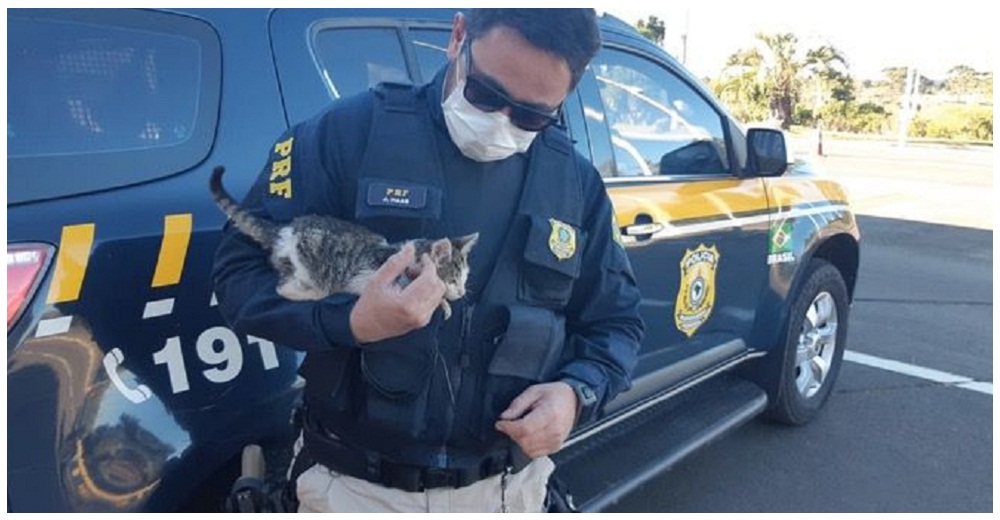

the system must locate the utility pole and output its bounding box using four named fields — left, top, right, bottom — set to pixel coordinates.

left=897, top=66, right=919, bottom=147
left=680, top=9, right=689, bottom=65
